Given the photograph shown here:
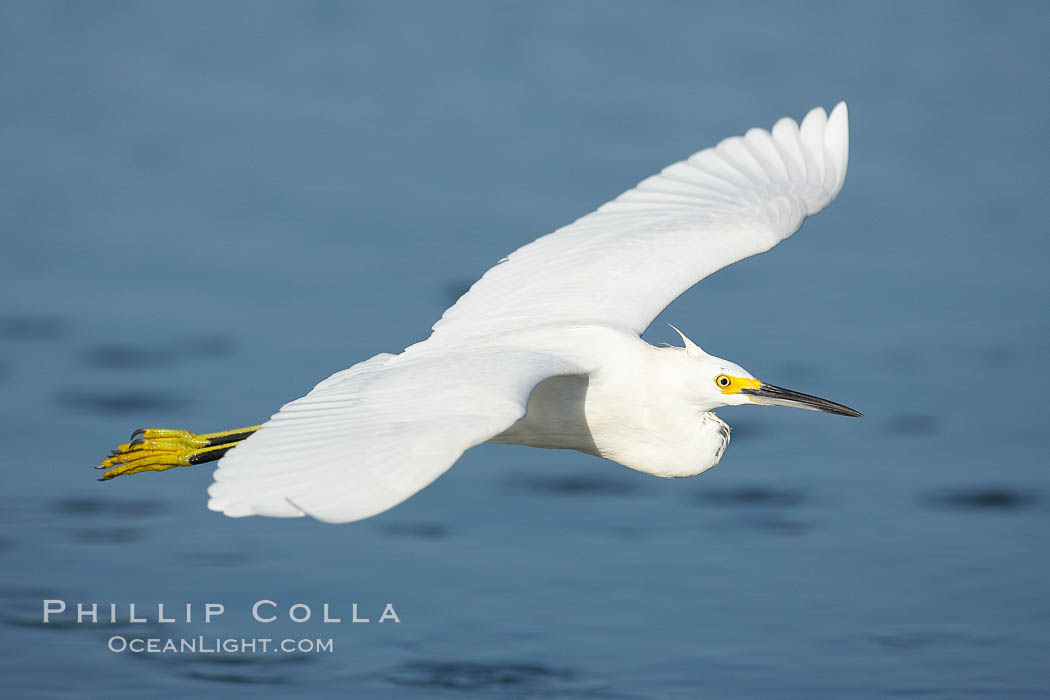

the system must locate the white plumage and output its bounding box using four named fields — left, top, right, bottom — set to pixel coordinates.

left=207, top=103, right=853, bottom=523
